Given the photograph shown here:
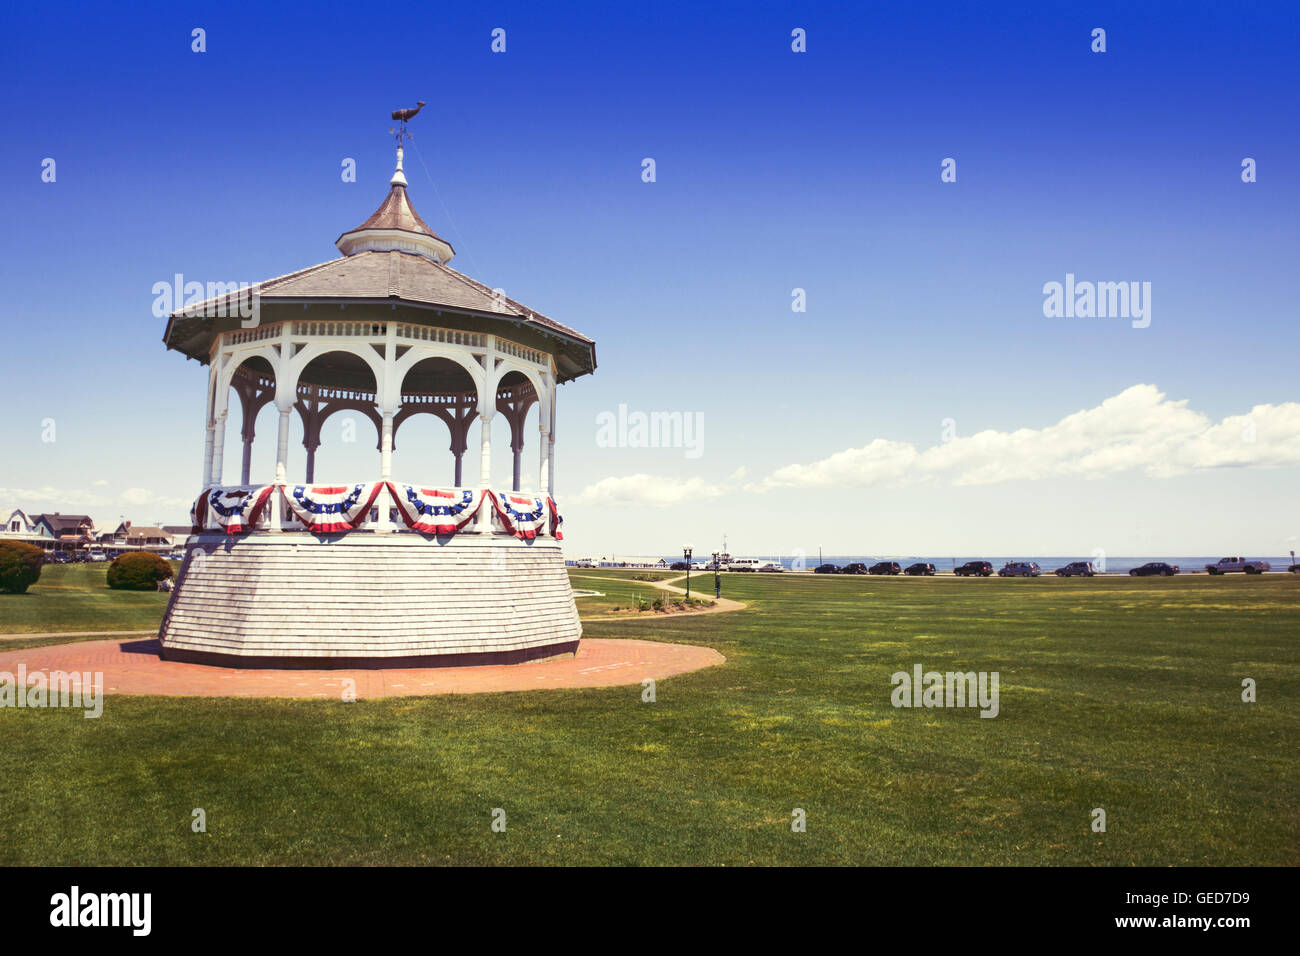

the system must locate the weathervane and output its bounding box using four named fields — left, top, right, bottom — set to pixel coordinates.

left=389, top=100, right=427, bottom=145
